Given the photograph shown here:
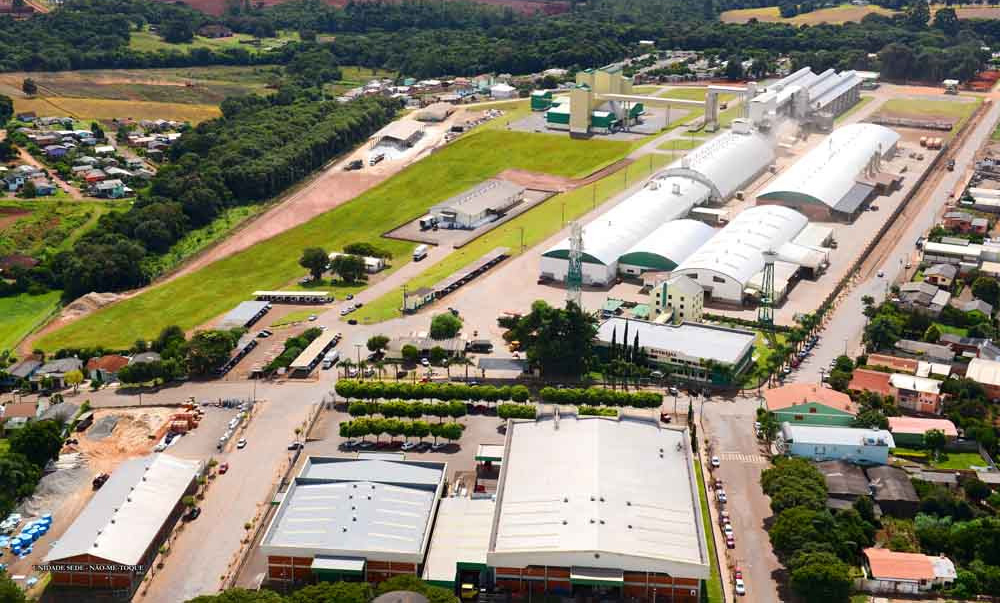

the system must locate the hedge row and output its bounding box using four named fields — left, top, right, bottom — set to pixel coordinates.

left=539, top=387, right=661, bottom=408
left=347, top=400, right=467, bottom=420
left=336, top=380, right=530, bottom=403
left=579, top=406, right=618, bottom=417
left=338, top=418, right=465, bottom=441
left=497, top=403, right=536, bottom=419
